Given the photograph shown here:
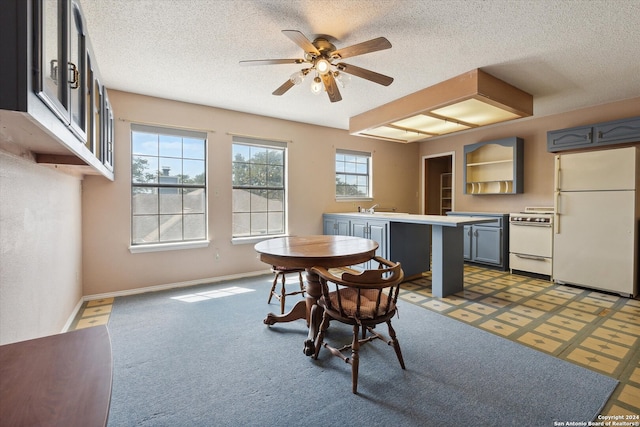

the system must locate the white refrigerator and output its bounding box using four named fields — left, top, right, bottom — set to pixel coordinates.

left=553, top=146, right=639, bottom=297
